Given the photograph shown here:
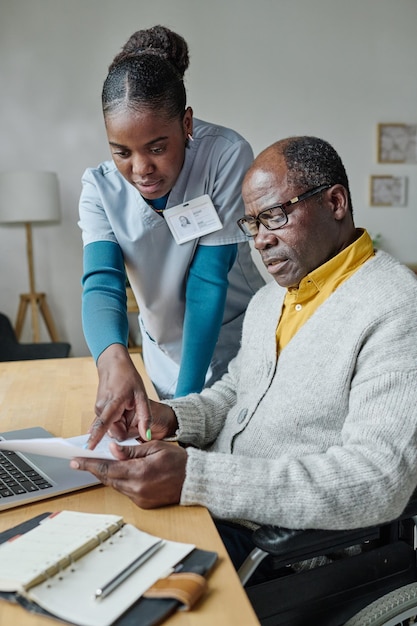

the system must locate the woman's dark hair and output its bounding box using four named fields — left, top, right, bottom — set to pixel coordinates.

left=282, top=136, right=353, bottom=213
left=102, top=25, right=189, bottom=121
